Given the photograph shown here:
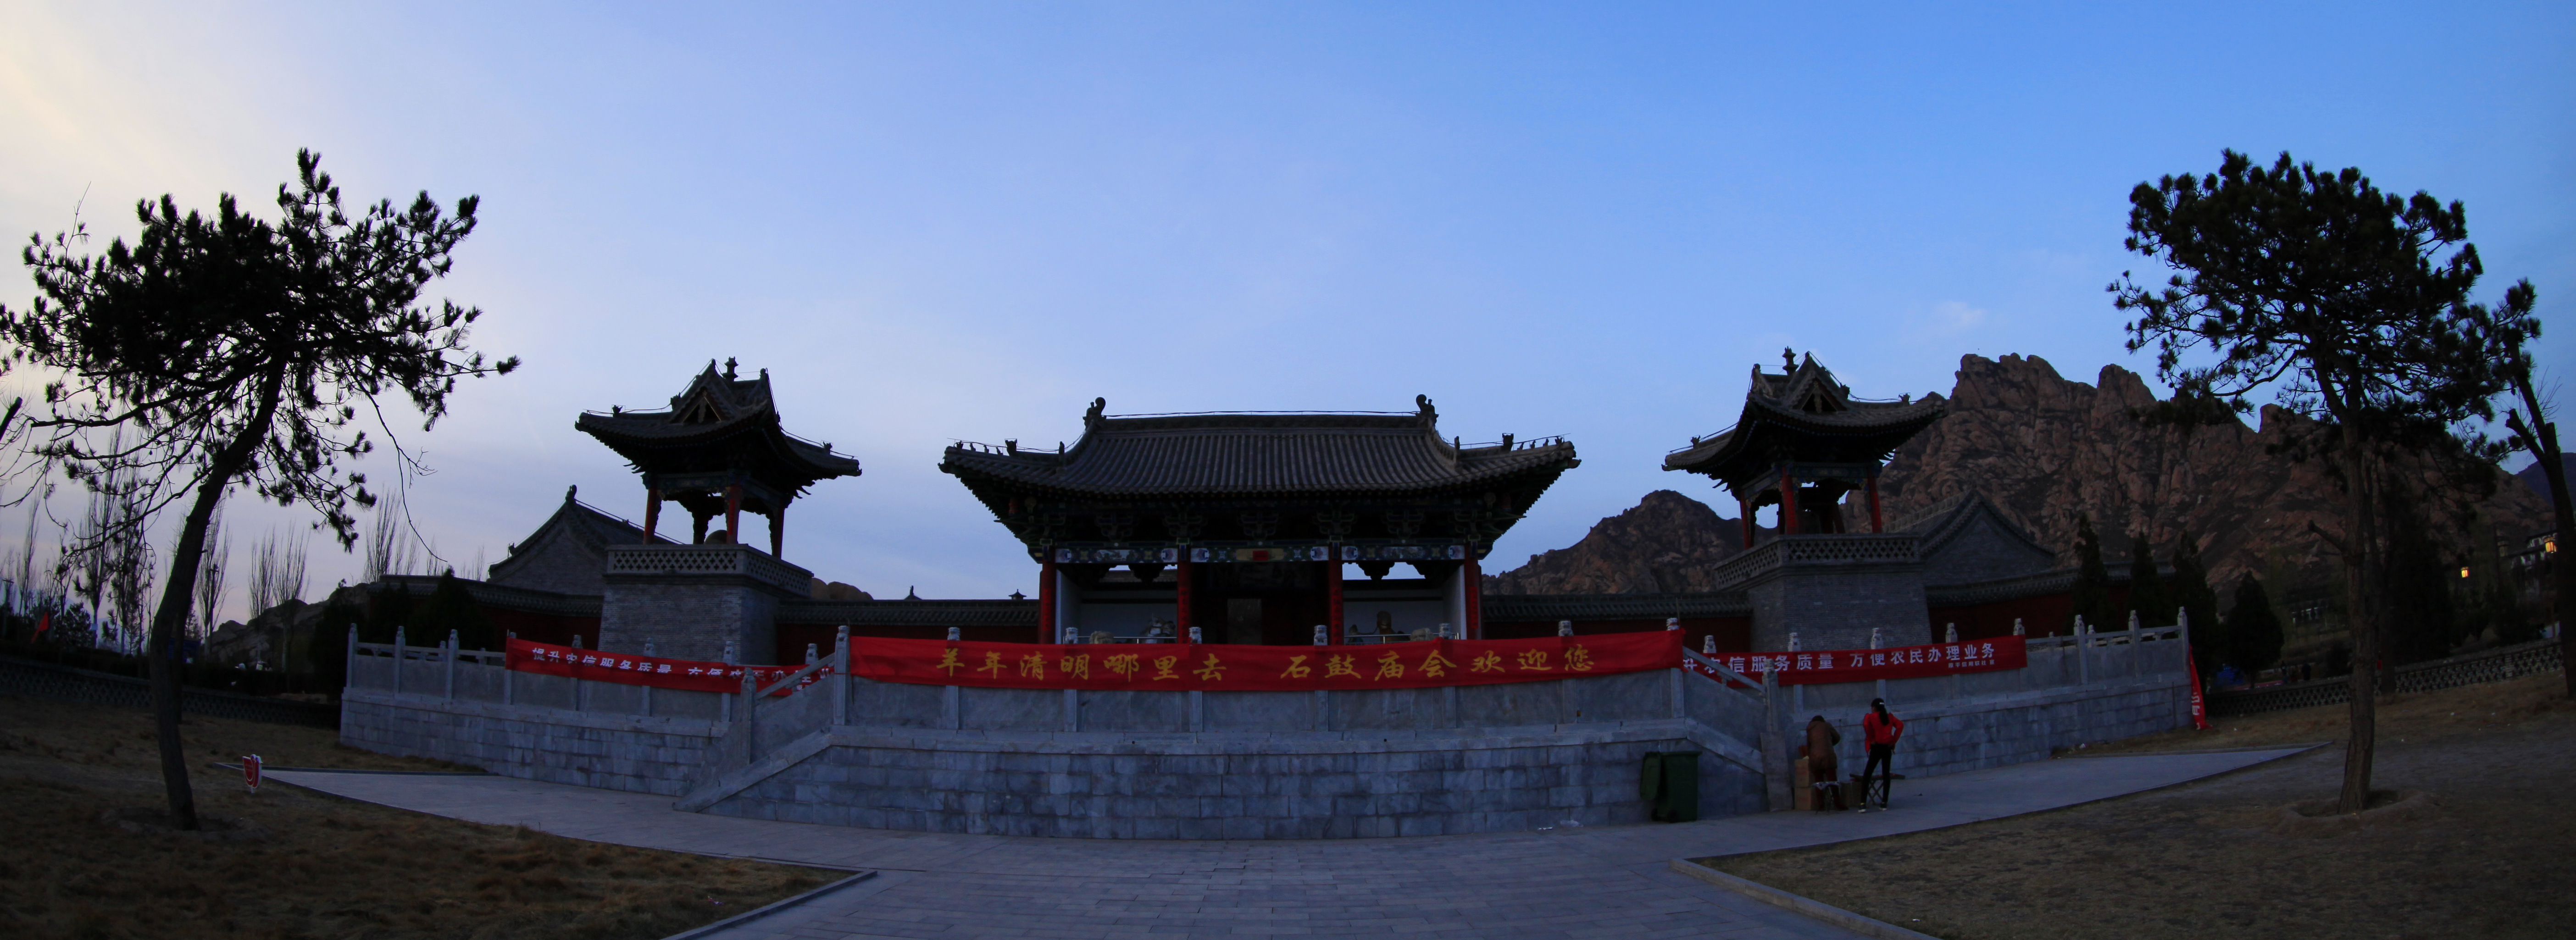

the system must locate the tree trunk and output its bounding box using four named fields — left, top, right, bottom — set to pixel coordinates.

left=2514, top=385, right=2576, bottom=700
left=2547, top=448, right=2576, bottom=701
left=145, top=376, right=283, bottom=830
left=2337, top=427, right=2381, bottom=815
